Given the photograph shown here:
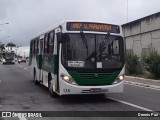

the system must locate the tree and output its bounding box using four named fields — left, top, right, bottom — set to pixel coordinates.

left=126, top=53, right=139, bottom=74
left=6, top=42, right=16, bottom=50
left=143, top=48, right=160, bottom=79
left=0, top=44, right=5, bottom=51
